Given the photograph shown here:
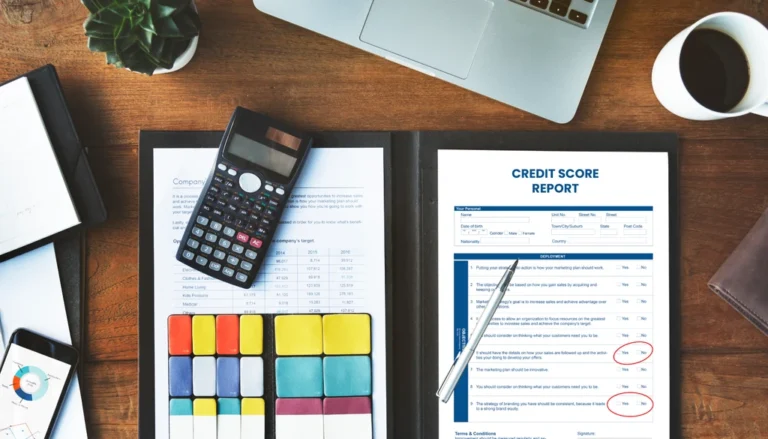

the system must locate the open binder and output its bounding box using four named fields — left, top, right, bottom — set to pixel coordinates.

left=139, top=130, right=680, bottom=438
